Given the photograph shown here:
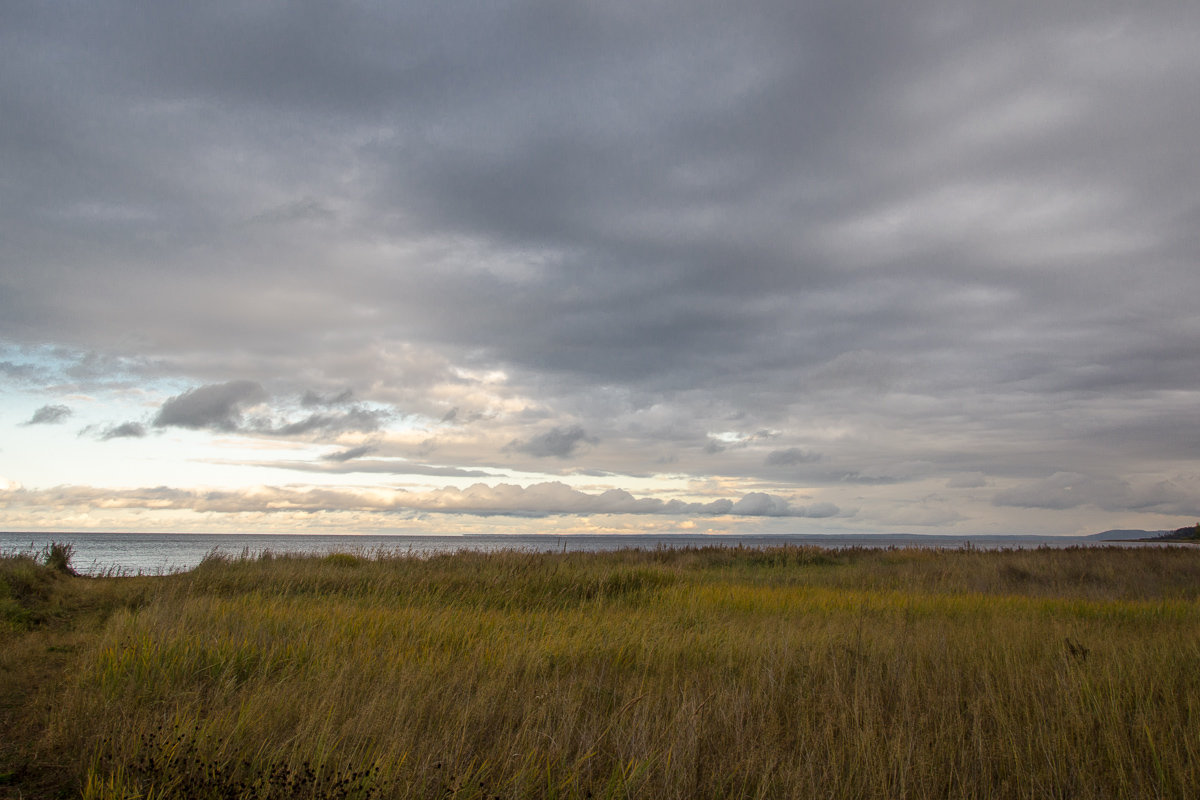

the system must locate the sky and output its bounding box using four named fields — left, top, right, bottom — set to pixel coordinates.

left=2, top=1, right=1199, bottom=537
